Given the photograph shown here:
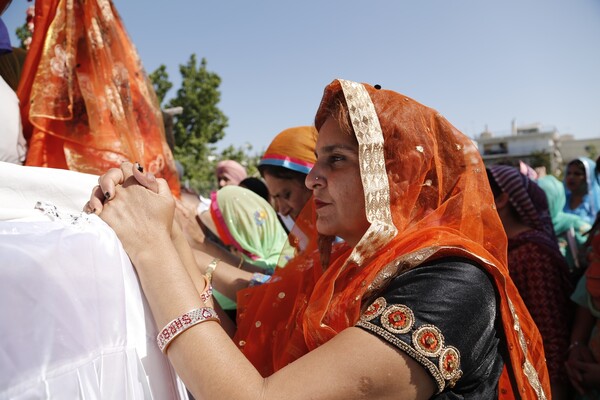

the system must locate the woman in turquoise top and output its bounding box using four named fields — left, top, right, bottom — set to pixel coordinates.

left=539, top=174, right=591, bottom=280
left=564, top=157, right=600, bottom=225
